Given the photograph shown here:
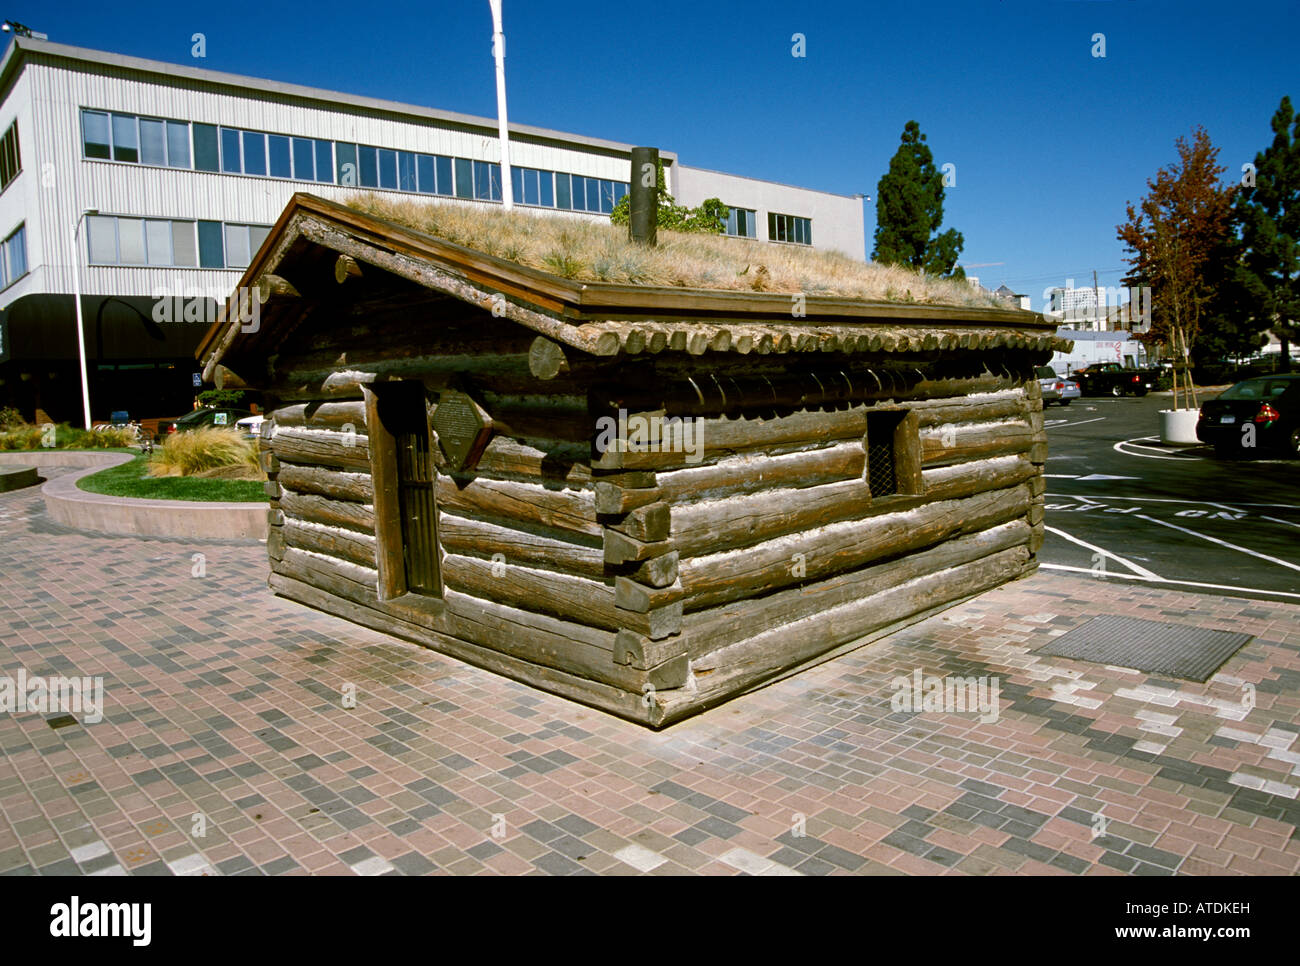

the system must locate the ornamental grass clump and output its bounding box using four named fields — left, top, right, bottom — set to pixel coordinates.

left=148, top=426, right=258, bottom=477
